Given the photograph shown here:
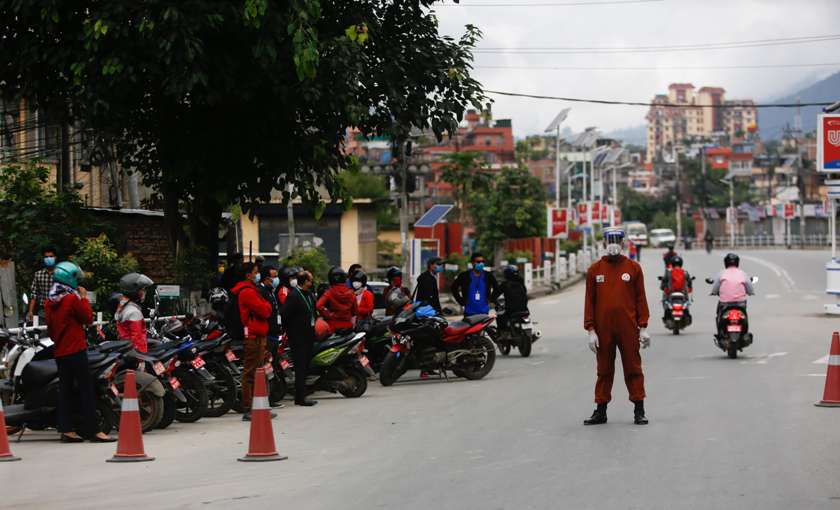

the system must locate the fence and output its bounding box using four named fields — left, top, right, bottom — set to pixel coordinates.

left=525, top=247, right=598, bottom=292
left=697, top=234, right=840, bottom=250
